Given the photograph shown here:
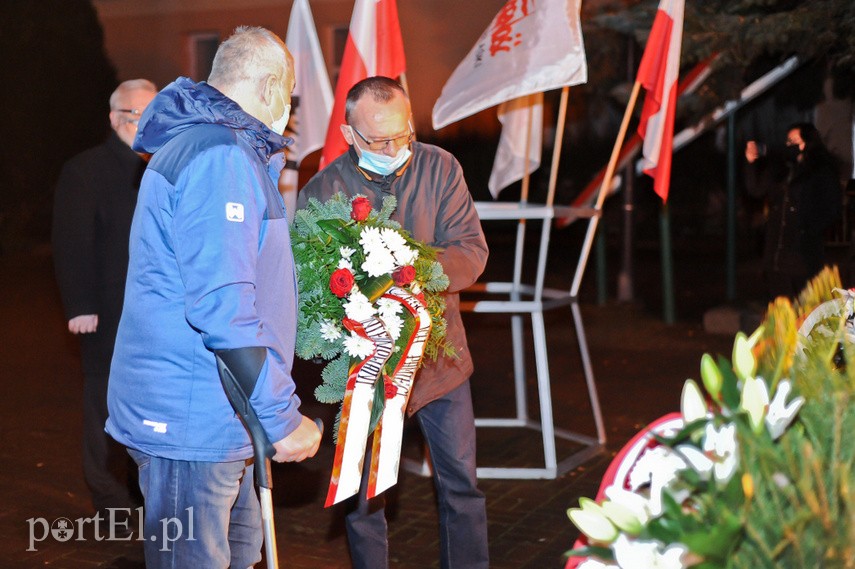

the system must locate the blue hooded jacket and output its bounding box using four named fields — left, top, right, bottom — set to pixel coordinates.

left=106, top=77, right=302, bottom=461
